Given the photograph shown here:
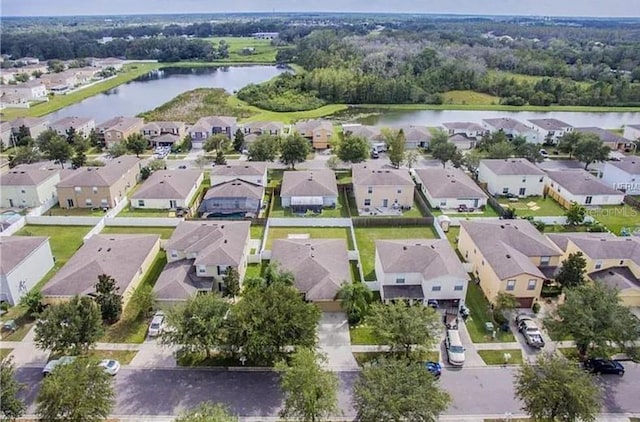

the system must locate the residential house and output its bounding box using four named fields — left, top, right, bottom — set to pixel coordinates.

left=73, top=67, right=99, bottom=84
left=478, top=158, right=547, bottom=197
left=341, top=124, right=385, bottom=146
left=210, top=162, right=268, bottom=187
left=131, top=170, right=203, bottom=210
left=15, top=57, right=40, bottom=65
left=352, top=163, right=414, bottom=214
left=448, top=134, right=476, bottom=150
left=10, top=116, right=50, bottom=140
left=375, top=239, right=468, bottom=308
left=198, top=178, right=263, bottom=218
left=280, top=170, right=338, bottom=213
left=271, top=238, right=351, bottom=311
left=414, top=167, right=487, bottom=210
left=1, top=122, right=12, bottom=148
left=482, top=118, right=541, bottom=143
left=188, top=116, right=237, bottom=148
left=399, top=126, right=432, bottom=149
left=0, top=69, right=21, bottom=84
left=41, top=234, right=160, bottom=306
left=623, top=124, right=640, bottom=142
left=527, top=118, right=574, bottom=143
left=50, top=116, right=95, bottom=138
left=0, top=236, right=54, bottom=306
left=241, top=121, right=284, bottom=136
left=149, top=133, right=181, bottom=148
left=160, top=220, right=251, bottom=295
left=0, top=91, right=28, bottom=108
left=1, top=80, right=47, bottom=101
left=96, top=116, right=144, bottom=147
left=140, top=121, right=186, bottom=140
left=243, top=133, right=259, bottom=146
left=39, top=71, right=77, bottom=92
left=544, top=169, right=624, bottom=208
left=547, top=232, right=640, bottom=306
left=56, top=155, right=141, bottom=209
left=458, top=219, right=562, bottom=307
left=575, top=127, right=633, bottom=151
left=602, top=157, right=640, bottom=194
left=441, top=122, right=486, bottom=139
left=0, top=165, right=60, bottom=208
left=94, top=57, right=124, bottom=71
left=20, top=63, right=48, bottom=76
left=294, top=119, right=333, bottom=149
